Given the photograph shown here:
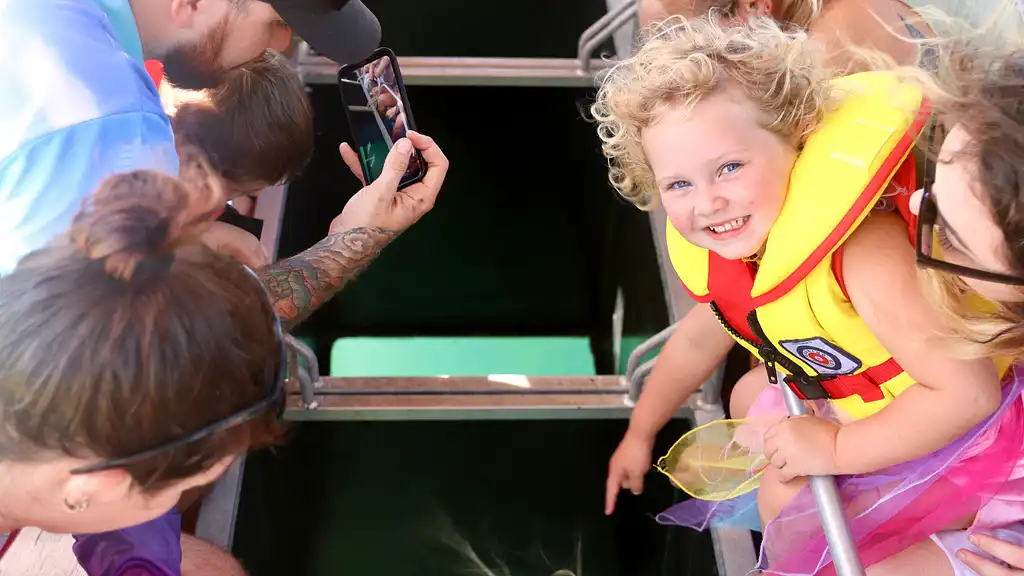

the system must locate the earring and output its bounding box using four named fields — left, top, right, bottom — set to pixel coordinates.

left=64, top=497, right=89, bottom=513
